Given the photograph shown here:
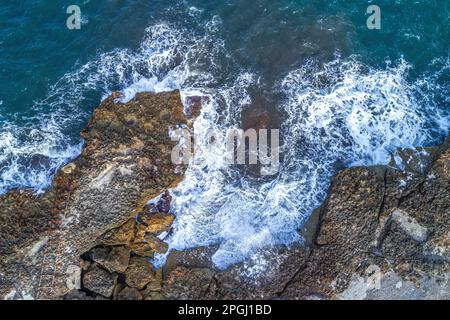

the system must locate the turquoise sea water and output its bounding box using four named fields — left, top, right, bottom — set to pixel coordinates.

left=1, top=0, right=449, bottom=269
